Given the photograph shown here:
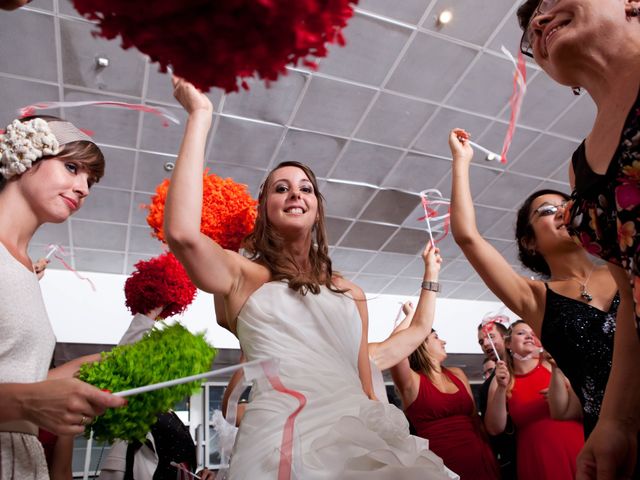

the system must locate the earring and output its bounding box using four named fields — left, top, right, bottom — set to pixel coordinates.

left=572, top=86, right=582, bottom=96
left=630, top=6, right=640, bottom=17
